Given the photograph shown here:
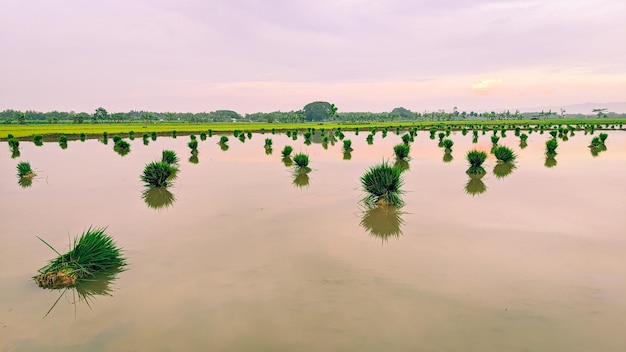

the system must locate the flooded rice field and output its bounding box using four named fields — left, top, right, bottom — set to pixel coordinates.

left=1, top=129, right=625, bottom=351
